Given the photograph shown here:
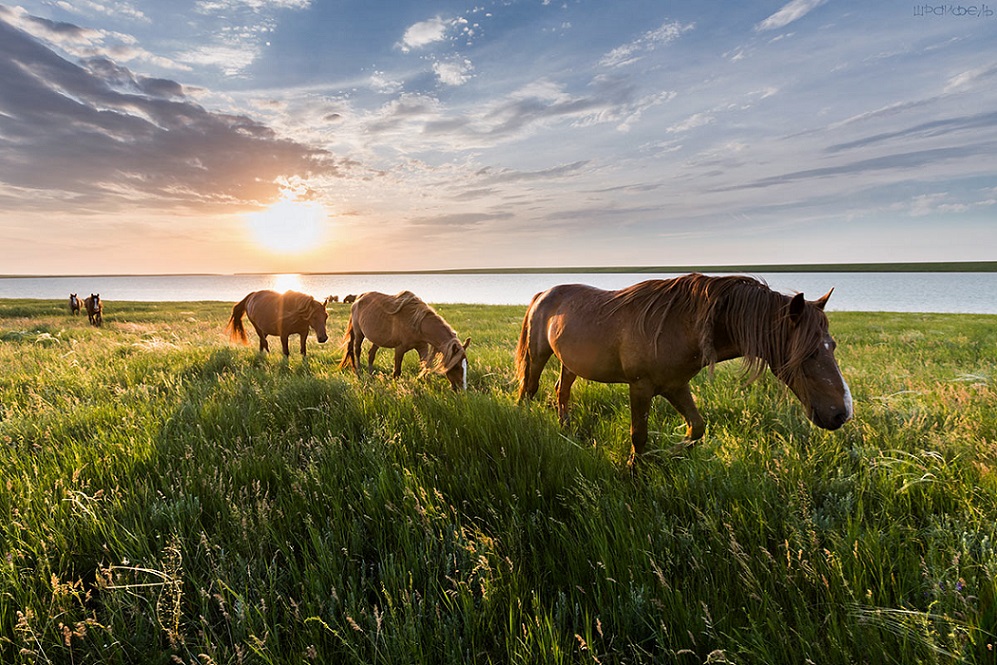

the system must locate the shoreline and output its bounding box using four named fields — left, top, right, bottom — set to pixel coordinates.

left=2, top=260, right=996, bottom=279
